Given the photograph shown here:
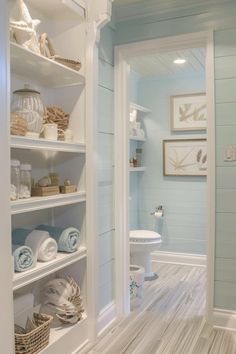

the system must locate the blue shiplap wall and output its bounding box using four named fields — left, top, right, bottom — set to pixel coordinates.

left=136, top=73, right=207, bottom=254
left=98, top=24, right=115, bottom=312
left=113, top=2, right=236, bottom=311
